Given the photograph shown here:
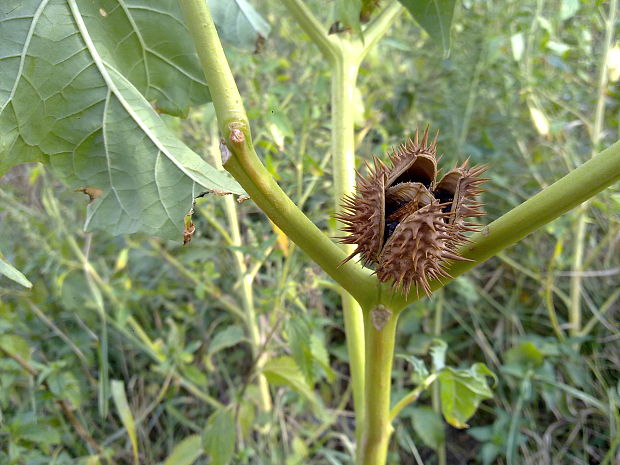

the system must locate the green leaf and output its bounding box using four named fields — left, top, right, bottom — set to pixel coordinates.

left=397, top=354, right=429, bottom=383
left=163, top=434, right=202, bottom=465
left=0, top=334, right=31, bottom=362
left=9, top=413, right=61, bottom=447
left=0, top=256, right=32, bottom=288
left=0, top=0, right=244, bottom=241
left=209, top=0, right=271, bottom=50
left=438, top=363, right=496, bottom=428
left=560, top=0, right=579, bottom=21
left=262, top=356, right=321, bottom=407
left=504, top=341, right=544, bottom=374
left=430, top=338, right=447, bottom=372
left=399, top=0, right=458, bottom=55
left=336, top=0, right=363, bottom=35
left=238, top=400, right=255, bottom=440
left=410, top=406, right=445, bottom=450
left=511, top=33, right=525, bottom=61
left=310, top=333, right=335, bottom=382
left=77, top=0, right=211, bottom=117
left=111, top=380, right=139, bottom=464
left=202, top=408, right=236, bottom=465
left=209, top=326, right=245, bottom=354
left=286, top=316, right=315, bottom=384
left=48, top=371, right=83, bottom=407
